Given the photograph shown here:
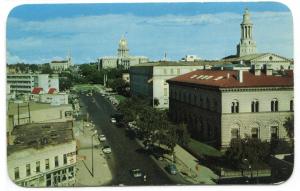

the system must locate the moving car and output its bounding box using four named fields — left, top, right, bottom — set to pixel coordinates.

left=98, top=134, right=106, bottom=142
left=111, top=117, right=116, bottom=123
left=130, top=168, right=143, bottom=178
left=166, top=164, right=177, bottom=175
left=102, top=146, right=112, bottom=154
